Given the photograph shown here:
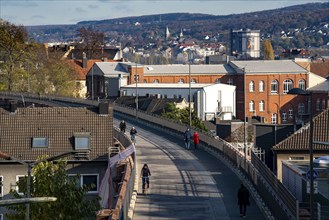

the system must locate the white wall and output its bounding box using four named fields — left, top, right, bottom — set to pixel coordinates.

left=121, top=83, right=236, bottom=121
left=203, top=84, right=236, bottom=120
